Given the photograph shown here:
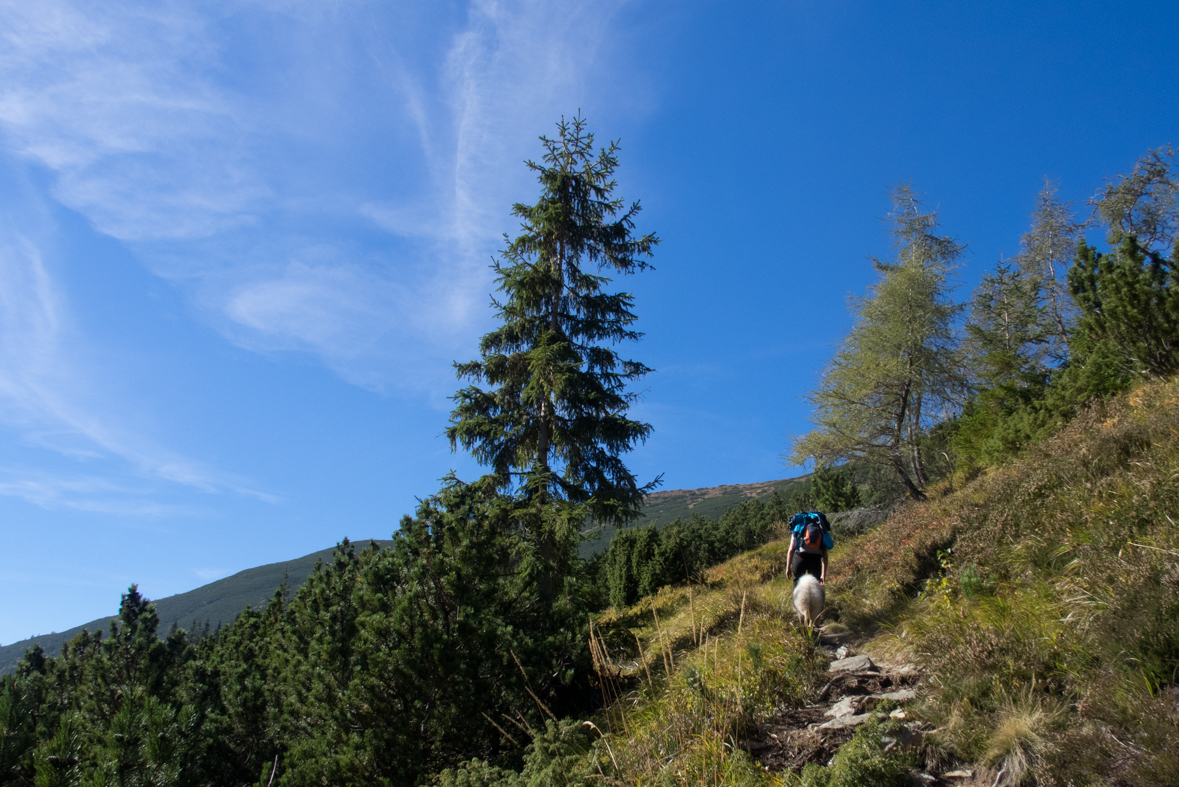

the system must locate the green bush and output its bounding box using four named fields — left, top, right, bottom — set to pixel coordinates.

left=799, top=718, right=914, bottom=787
left=433, top=720, right=593, bottom=787
left=603, top=498, right=782, bottom=609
